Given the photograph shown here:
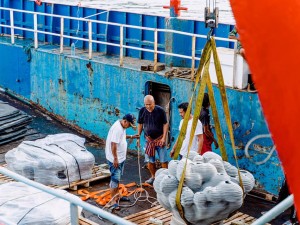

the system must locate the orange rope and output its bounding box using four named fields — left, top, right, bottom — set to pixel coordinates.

left=78, top=182, right=152, bottom=206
